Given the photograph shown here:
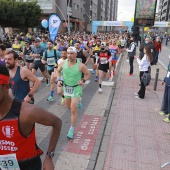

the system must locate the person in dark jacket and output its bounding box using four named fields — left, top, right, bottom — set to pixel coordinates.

left=126, top=37, right=136, bottom=76
left=159, top=64, right=170, bottom=122
left=139, top=37, right=155, bottom=65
